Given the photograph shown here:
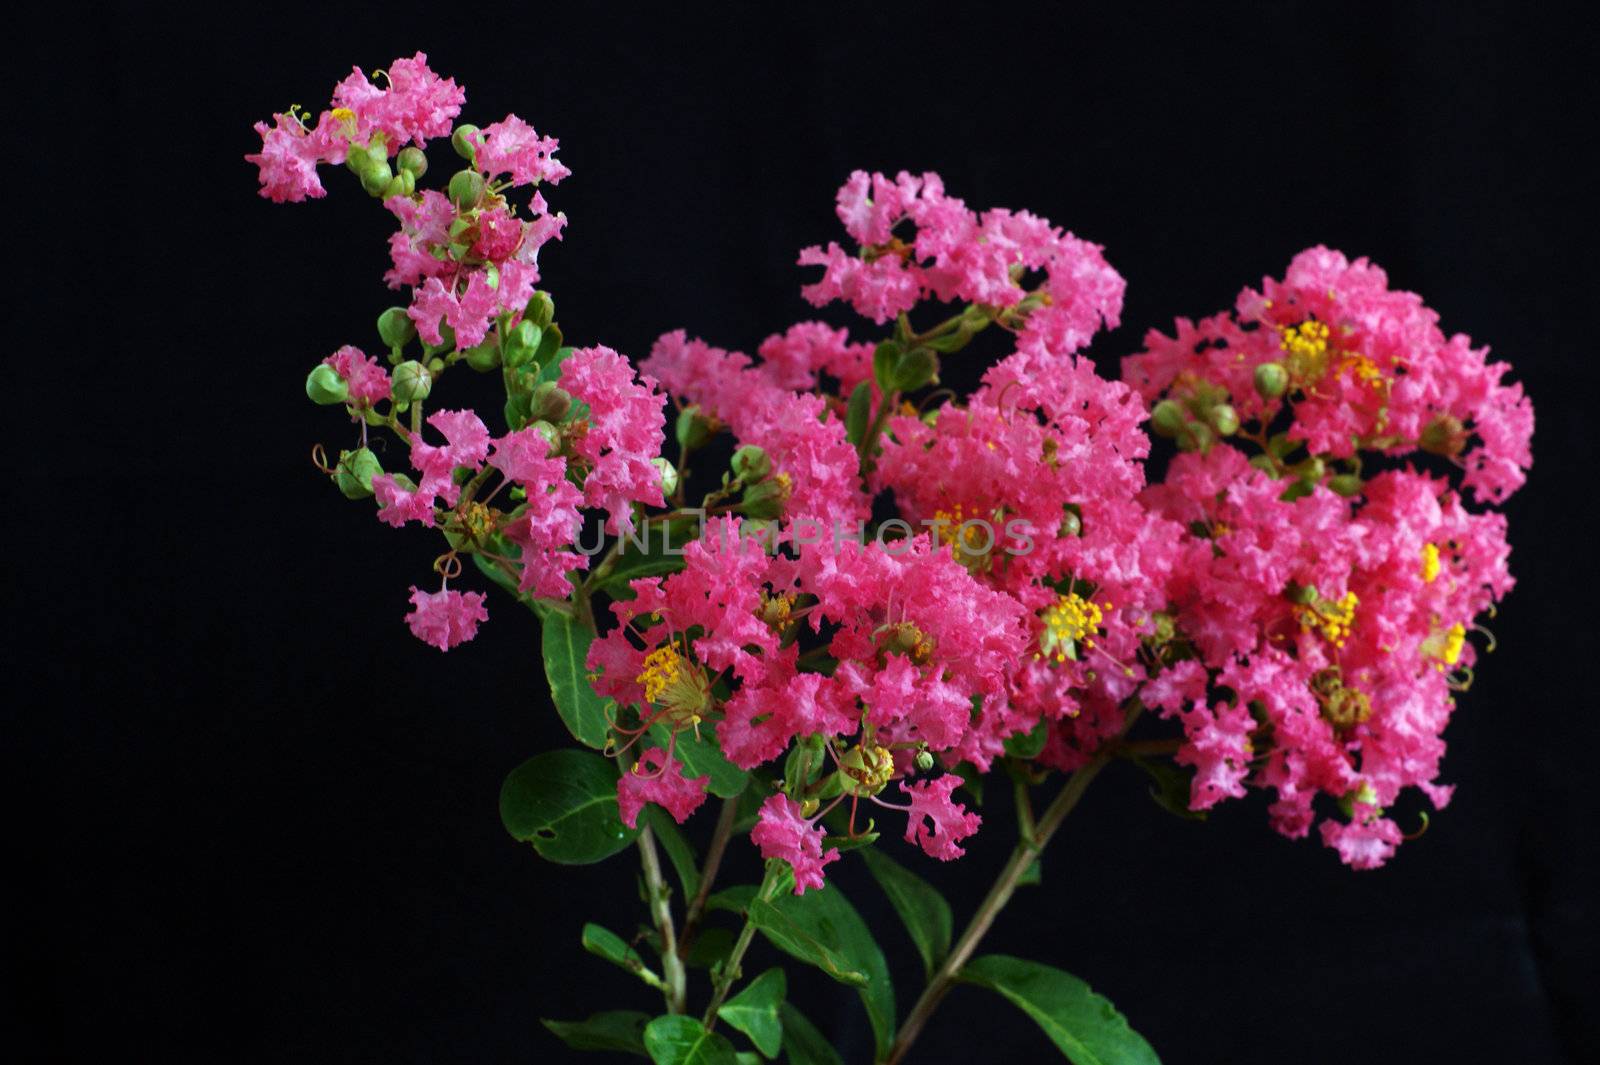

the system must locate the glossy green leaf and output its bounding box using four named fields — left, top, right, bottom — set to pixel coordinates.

left=541, top=1010, right=651, bottom=1056
left=778, top=1003, right=843, bottom=1065
left=716, top=967, right=785, bottom=1057
left=750, top=883, right=894, bottom=1057
left=642, top=1015, right=740, bottom=1065
left=582, top=922, right=660, bottom=986
left=500, top=749, right=637, bottom=864
left=861, top=848, right=952, bottom=979
left=959, top=954, right=1161, bottom=1065
left=643, top=806, right=700, bottom=900
left=541, top=611, right=613, bottom=749
left=1003, top=719, right=1050, bottom=759
left=648, top=722, right=749, bottom=798
left=1129, top=756, right=1206, bottom=821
